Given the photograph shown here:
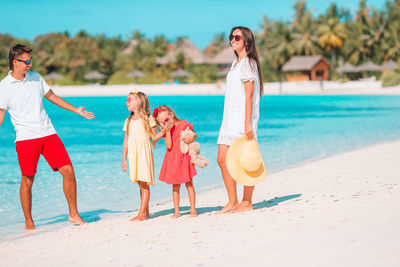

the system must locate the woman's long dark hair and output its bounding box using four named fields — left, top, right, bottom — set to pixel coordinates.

left=230, top=26, right=264, bottom=95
